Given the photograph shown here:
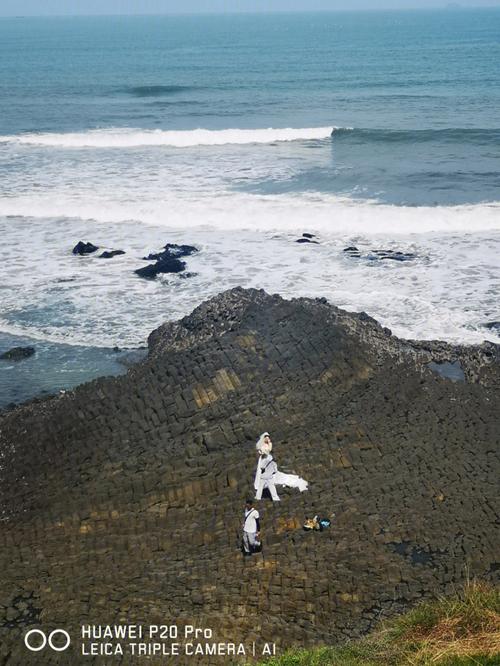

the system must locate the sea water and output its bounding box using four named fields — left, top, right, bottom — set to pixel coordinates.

left=0, top=10, right=499, bottom=406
